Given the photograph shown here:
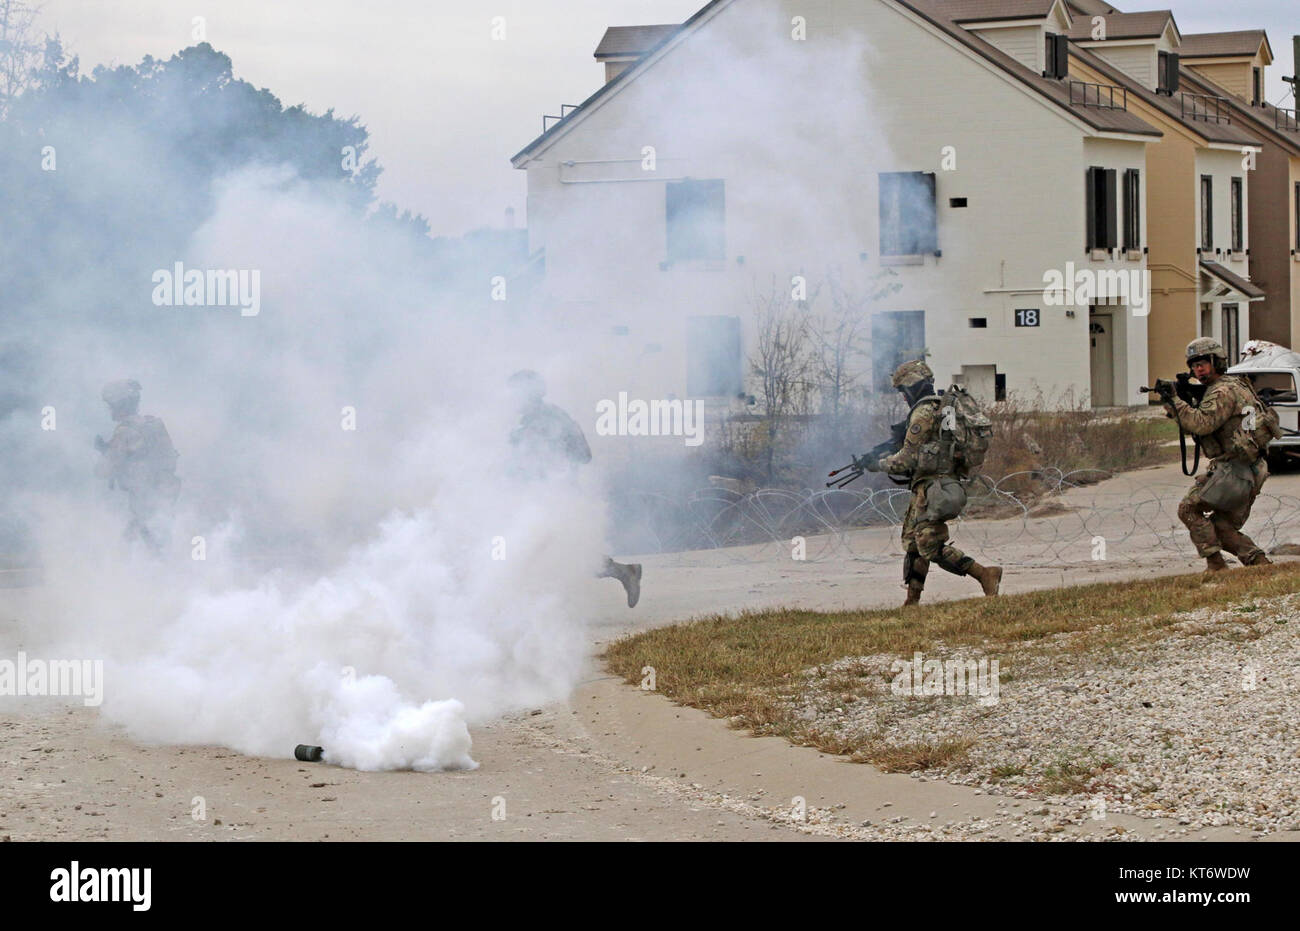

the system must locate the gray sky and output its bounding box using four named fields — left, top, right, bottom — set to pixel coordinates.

left=36, top=0, right=1300, bottom=238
